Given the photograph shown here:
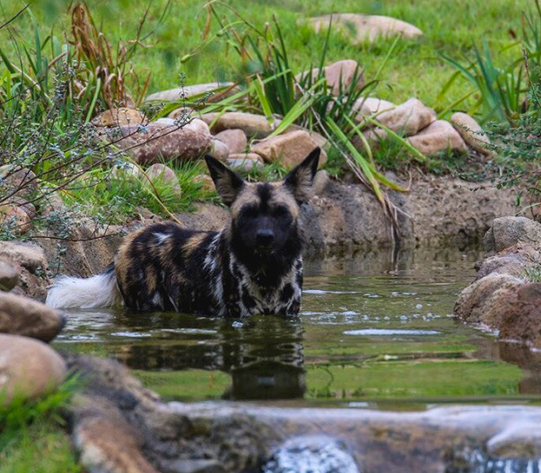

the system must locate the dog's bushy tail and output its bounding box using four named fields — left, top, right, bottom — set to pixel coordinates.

left=46, top=264, right=122, bottom=309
